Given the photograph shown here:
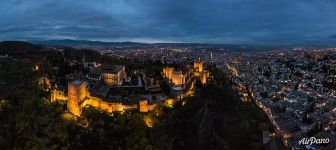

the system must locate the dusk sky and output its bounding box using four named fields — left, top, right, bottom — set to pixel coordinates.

left=1, top=0, right=336, bottom=45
